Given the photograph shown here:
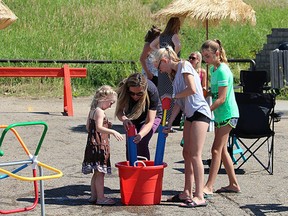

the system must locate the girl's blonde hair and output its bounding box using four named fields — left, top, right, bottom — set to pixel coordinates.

left=90, top=85, right=117, bottom=109
left=200, top=39, right=228, bottom=64
left=115, top=73, right=149, bottom=120
left=151, top=45, right=180, bottom=81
